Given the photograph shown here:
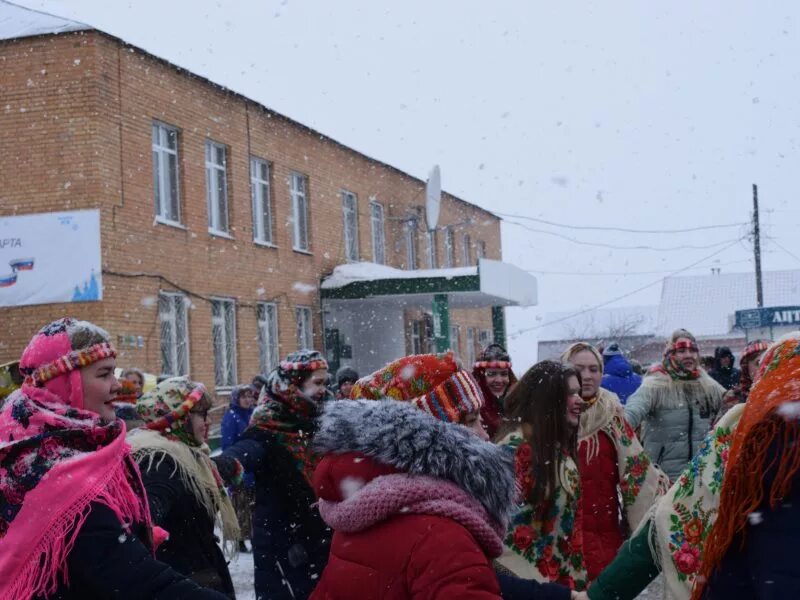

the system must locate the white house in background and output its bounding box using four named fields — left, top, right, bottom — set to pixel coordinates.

left=536, top=269, right=800, bottom=364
